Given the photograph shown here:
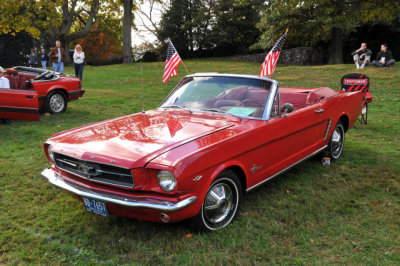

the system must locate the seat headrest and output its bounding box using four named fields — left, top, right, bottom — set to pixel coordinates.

left=6, top=68, right=18, bottom=76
